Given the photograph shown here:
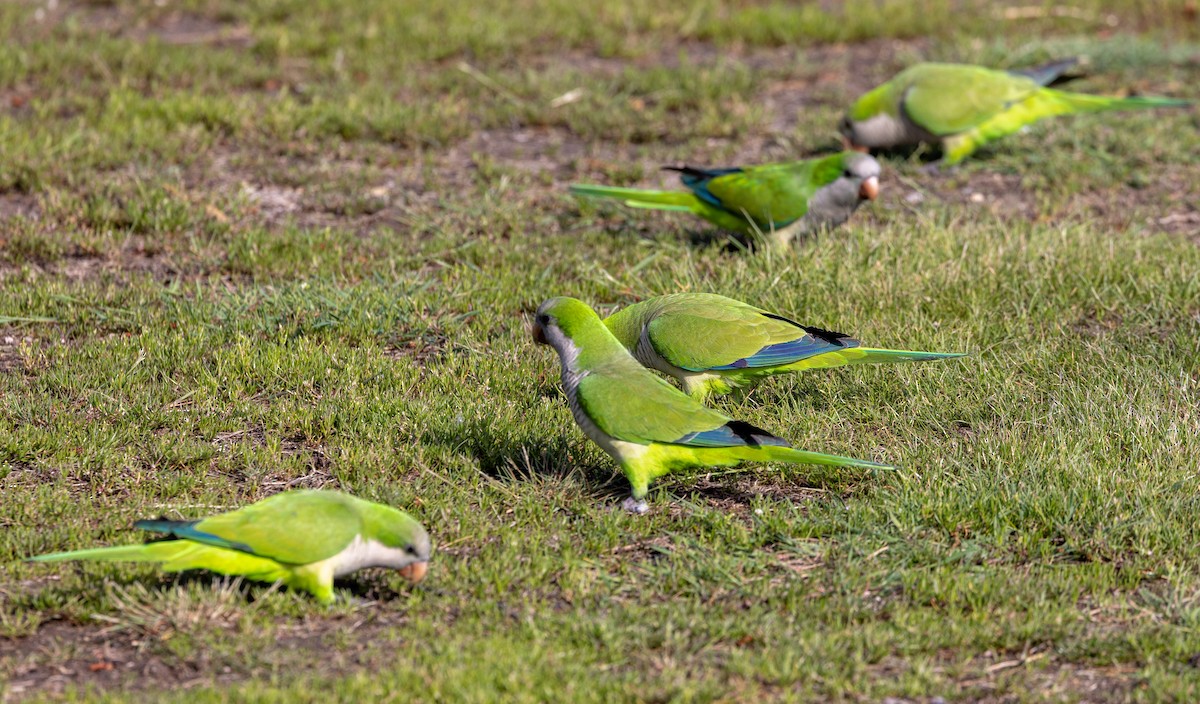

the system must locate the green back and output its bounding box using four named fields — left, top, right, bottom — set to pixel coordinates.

left=604, top=293, right=806, bottom=371
left=699, top=155, right=846, bottom=226
left=896, top=63, right=1043, bottom=136
left=576, top=365, right=730, bottom=445
left=190, top=490, right=364, bottom=565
